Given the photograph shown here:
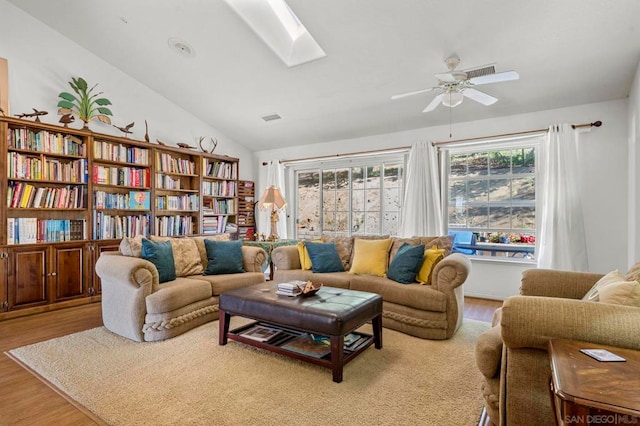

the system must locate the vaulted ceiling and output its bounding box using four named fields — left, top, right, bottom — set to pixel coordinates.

left=9, top=0, right=640, bottom=151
